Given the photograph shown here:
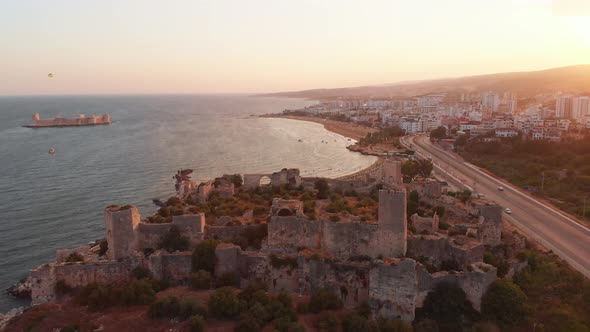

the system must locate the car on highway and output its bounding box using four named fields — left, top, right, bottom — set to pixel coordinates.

left=505, top=208, right=512, bottom=214
left=498, top=186, right=504, bottom=191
